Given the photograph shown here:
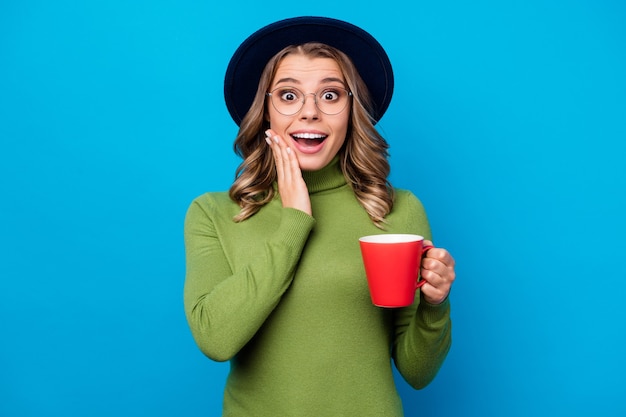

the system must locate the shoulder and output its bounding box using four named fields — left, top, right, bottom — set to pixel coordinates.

left=190, top=191, right=232, bottom=207
left=388, top=188, right=431, bottom=238
left=185, top=191, right=239, bottom=222
left=393, top=188, right=426, bottom=213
